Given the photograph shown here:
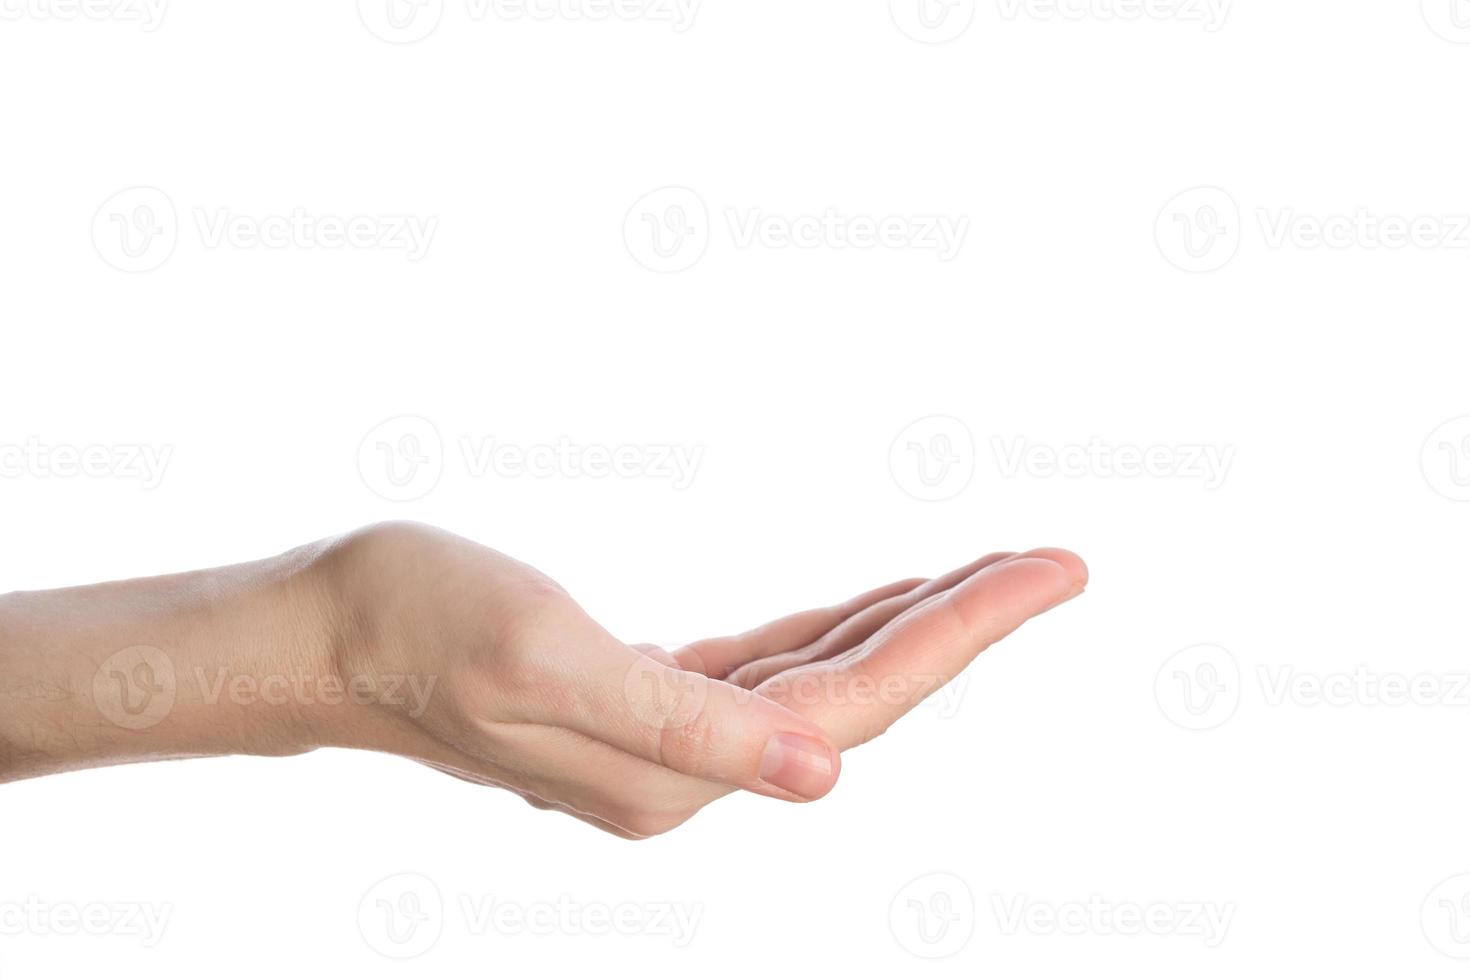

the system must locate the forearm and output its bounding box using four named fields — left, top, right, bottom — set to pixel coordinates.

left=0, top=543, right=343, bottom=782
